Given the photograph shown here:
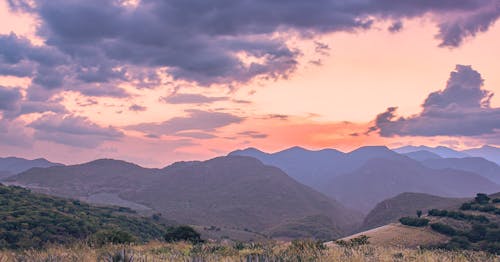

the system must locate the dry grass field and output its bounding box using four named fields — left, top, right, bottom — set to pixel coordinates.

left=0, top=240, right=497, bottom=262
